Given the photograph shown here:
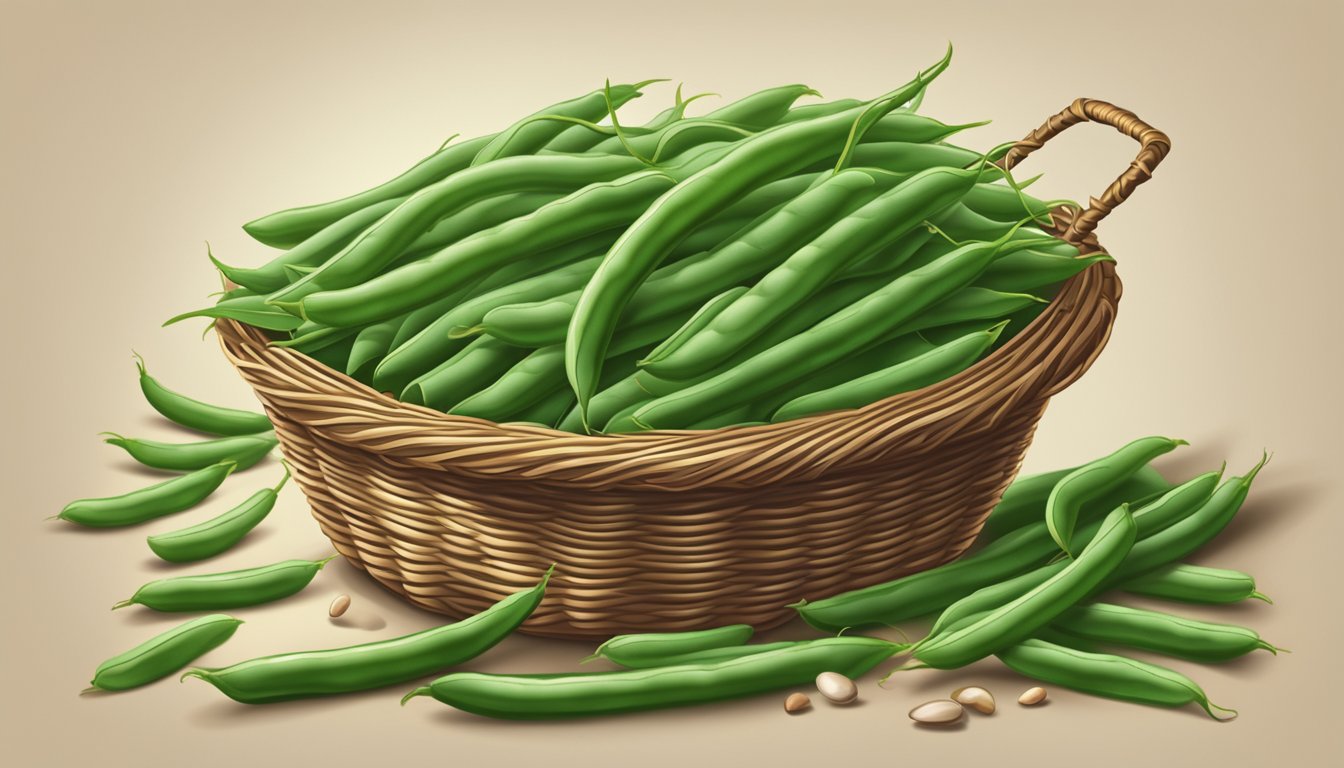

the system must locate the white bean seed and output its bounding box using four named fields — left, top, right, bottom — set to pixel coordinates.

left=815, top=671, right=858, bottom=704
